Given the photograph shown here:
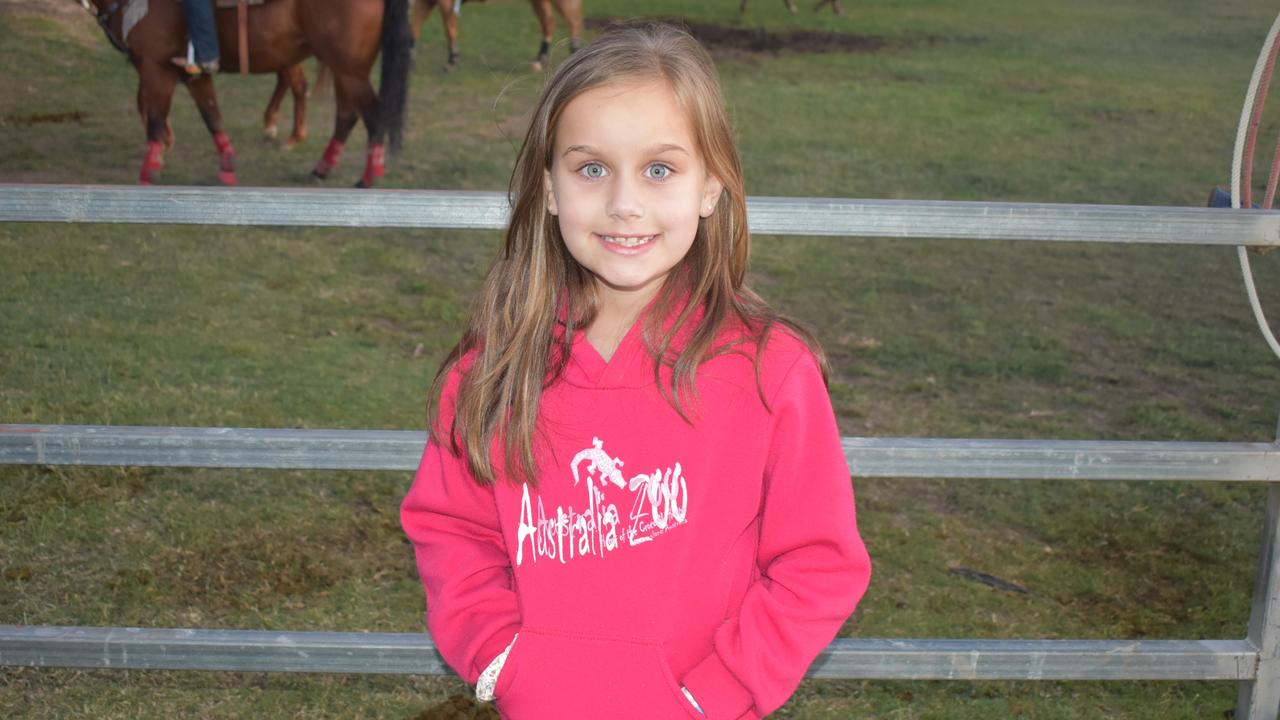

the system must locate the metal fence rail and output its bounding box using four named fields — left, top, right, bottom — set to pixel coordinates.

left=2, top=424, right=1278, bottom=481
left=0, top=626, right=1258, bottom=681
left=5, top=184, right=1280, bottom=718
left=2, top=184, right=1279, bottom=246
